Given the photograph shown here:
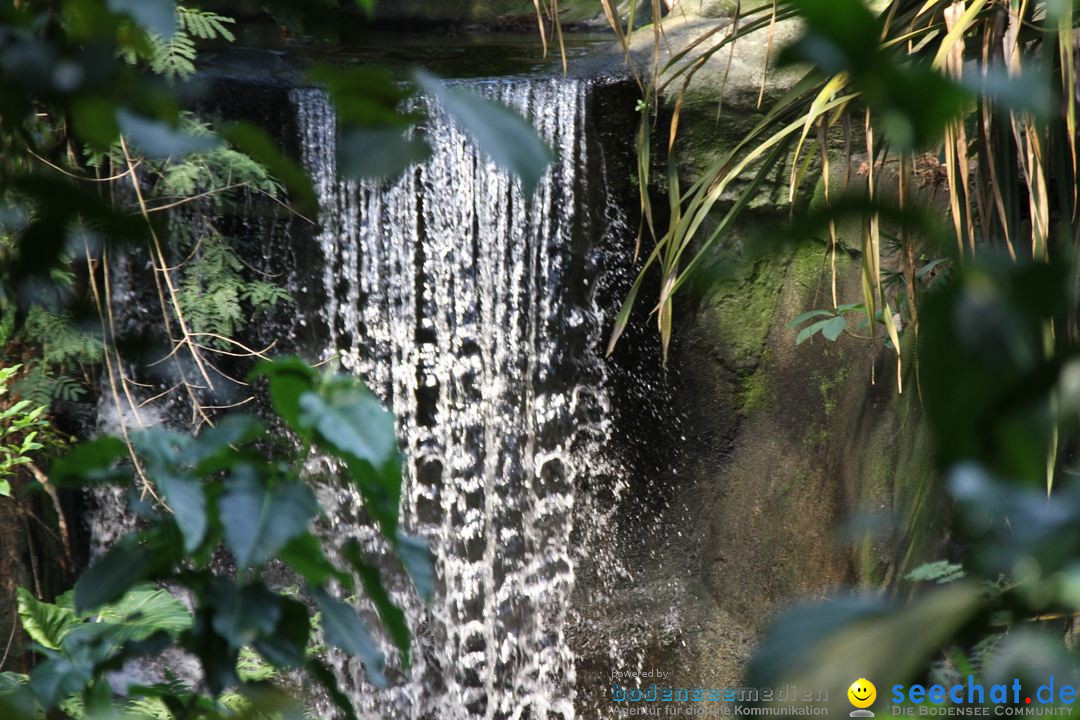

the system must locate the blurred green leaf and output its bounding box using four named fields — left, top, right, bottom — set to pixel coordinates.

left=72, top=97, right=121, bottom=148
left=107, top=0, right=177, bottom=39
left=414, top=69, right=553, bottom=196
left=309, top=65, right=410, bottom=127
left=311, top=588, right=386, bottom=687
left=252, top=596, right=310, bottom=669
left=396, top=532, right=434, bottom=602
left=259, top=0, right=335, bottom=34
left=134, top=429, right=206, bottom=553
left=222, top=122, right=318, bottom=213
left=343, top=454, right=401, bottom=538
left=796, top=318, right=832, bottom=344
left=207, top=580, right=281, bottom=649
left=789, top=309, right=835, bottom=327
left=983, top=630, right=1079, bottom=690
left=280, top=532, right=354, bottom=591
left=117, top=109, right=219, bottom=158
left=0, top=674, right=37, bottom=719
left=972, top=68, right=1052, bottom=119
left=184, top=414, right=265, bottom=472
left=948, top=464, right=1080, bottom=577
left=780, top=0, right=969, bottom=149
left=821, top=315, right=845, bottom=341
left=299, top=386, right=396, bottom=471
left=307, top=658, right=359, bottom=720
left=28, top=653, right=91, bottom=709
left=920, top=258, right=1068, bottom=483
left=93, top=586, right=191, bottom=643
left=17, top=588, right=78, bottom=651
left=748, top=584, right=983, bottom=717
left=49, top=436, right=129, bottom=487
left=341, top=539, right=410, bottom=666
left=75, top=534, right=153, bottom=613
left=250, top=356, right=317, bottom=432
left=219, top=470, right=317, bottom=570
left=184, top=607, right=239, bottom=695
left=299, top=380, right=402, bottom=536
left=338, top=127, right=431, bottom=181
